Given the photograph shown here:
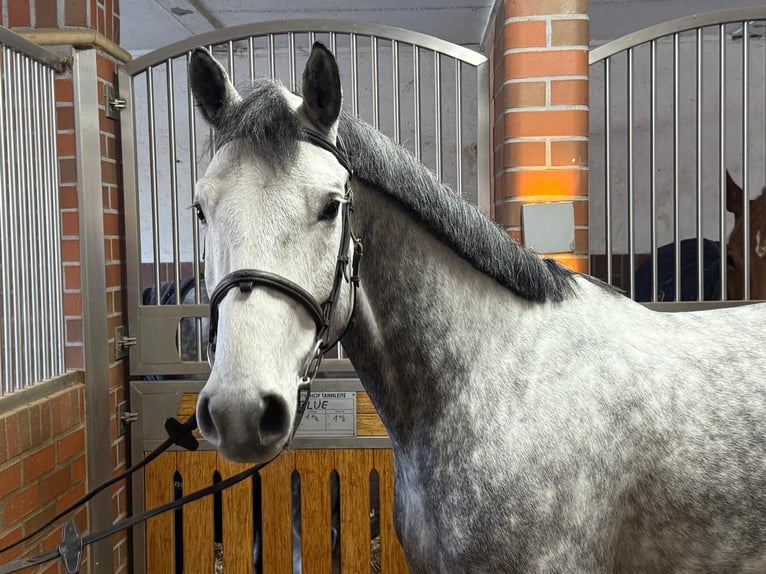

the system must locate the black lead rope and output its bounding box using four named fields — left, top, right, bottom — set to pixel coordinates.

left=0, top=462, right=263, bottom=574
left=0, top=399, right=314, bottom=574
left=0, top=415, right=199, bottom=573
